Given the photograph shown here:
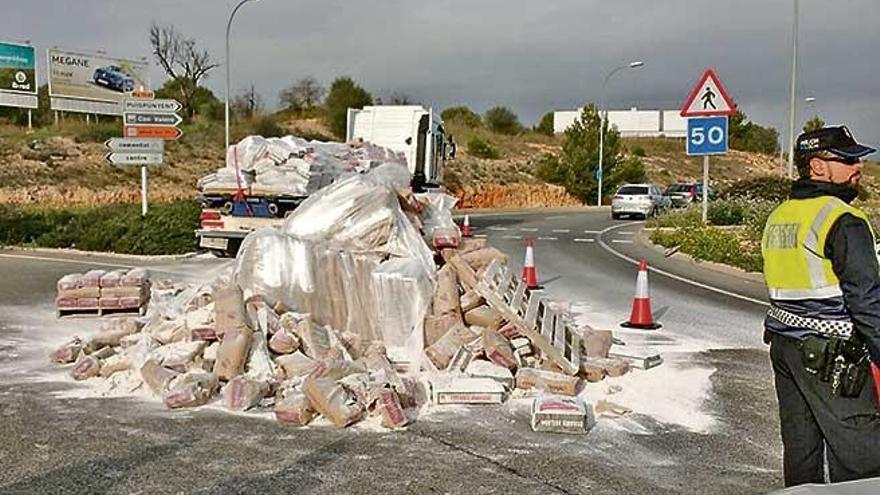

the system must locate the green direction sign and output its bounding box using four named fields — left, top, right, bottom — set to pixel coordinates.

left=0, top=42, right=36, bottom=95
